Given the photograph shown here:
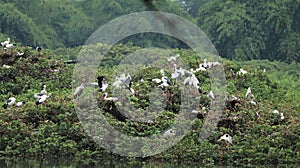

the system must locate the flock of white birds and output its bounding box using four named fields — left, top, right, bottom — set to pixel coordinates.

left=2, top=84, right=51, bottom=109
left=1, top=38, right=284, bottom=146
